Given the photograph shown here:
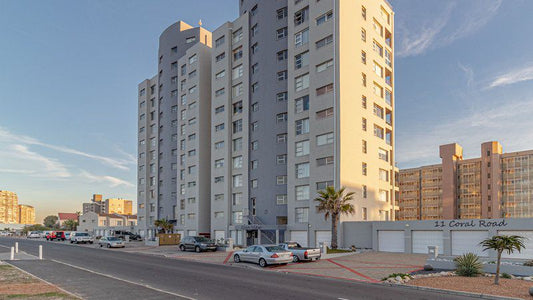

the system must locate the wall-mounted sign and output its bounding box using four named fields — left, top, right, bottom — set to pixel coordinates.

left=434, top=219, right=508, bottom=228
